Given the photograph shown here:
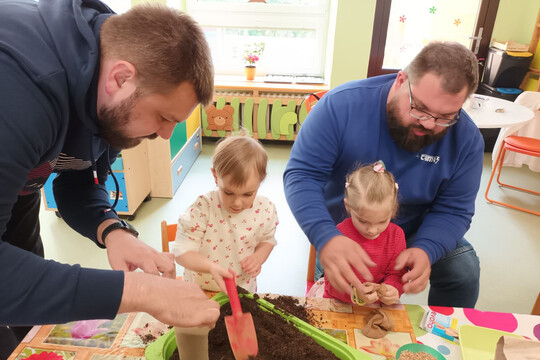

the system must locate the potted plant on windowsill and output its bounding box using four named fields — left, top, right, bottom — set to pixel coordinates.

left=243, top=42, right=265, bottom=80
